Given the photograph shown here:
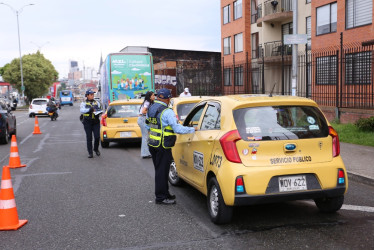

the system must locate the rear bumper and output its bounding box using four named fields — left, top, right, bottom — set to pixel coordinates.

left=102, top=137, right=141, bottom=143
left=234, top=186, right=346, bottom=206
left=29, top=111, right=48, bottom=116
